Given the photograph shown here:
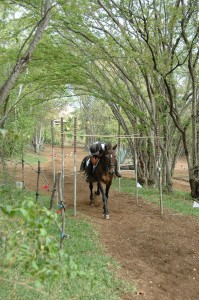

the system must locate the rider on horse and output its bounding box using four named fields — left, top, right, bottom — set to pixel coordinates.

left=85, top=141, right=122, bottom=182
